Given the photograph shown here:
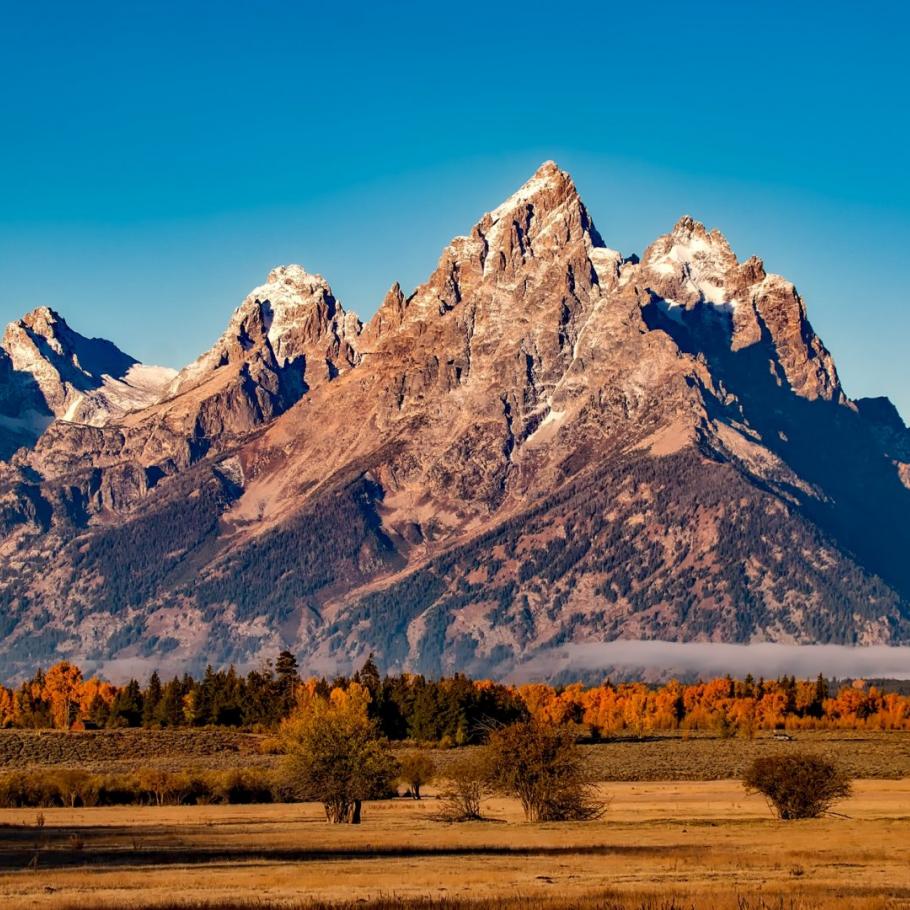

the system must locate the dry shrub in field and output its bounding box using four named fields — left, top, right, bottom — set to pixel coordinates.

left=137, top=767, right=178, bottom=806
left=436, top=751, right=489, bottom=821
left=210, top=768, right=275, bottom=804
left=397, top=751, right=435, bottom=799
left=743, top=752, right=852, bottom=820
left=486, top=721, right=605, bottom=822
left=257, top=735, right=284, bottom=755
left=0, top=770, right=65, bottom=807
